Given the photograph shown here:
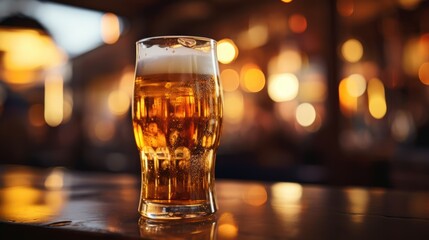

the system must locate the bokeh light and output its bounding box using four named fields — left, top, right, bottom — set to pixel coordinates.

left=237, top=20, right=269, bottom=50
left=221, top=69, right=240, bottom=92
left=44, top=167, right=65, bottom=190
left=101, top=13, right=120, bottom=44
left=217, top=39, right=238, bottom=64
left=0, top=30, right=66, bottom=72
left=337, top=0, right=354, bottom=17
left=345, top=188, right=369, bottom=223
left=296, top=103, right=316, bottom=127
left=289, top=14, right=307, bottom=33
left=268, top=73, right=299, bottom=102
left=367, top=78, right=386, bottom=119
left=402, top=37, right=424, bottom=76
left=242, top=184, right=268, bottom=207
left=224, top=91, right=244, bottom=124
left=108, top=90, right=130, bottom=116
left=273, top=49, right=302, bottom=73
left=44, top=73, right=64, bottom=127
left=119, top=68, right=135, bottom=97
left=339, top=78, right=358, bottom=116
left=418, top=62, right=429, bottom=85
left=346, top=74, right=366, bottom=97
left=218, top=212, right=238, bottom=239
left=0, top=185, right=65, bottom=222
left=271, top=182, right=303, bottom=203
left=341, top=38, right=363, bottom=63
left=247, top=22, right=269, bottom=48
left=241, top=64, right=265, bottom=93
left=369, top=96, right=387, bottom=119
left=299, top=74, right=327, bottom=102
